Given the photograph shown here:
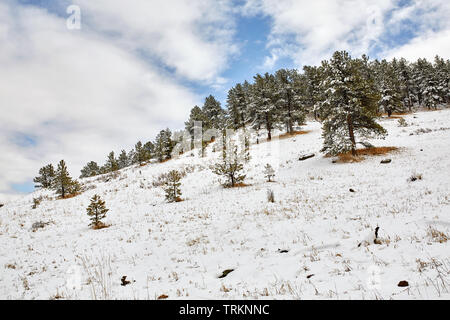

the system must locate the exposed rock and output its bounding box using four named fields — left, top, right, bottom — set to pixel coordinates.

left=157, top=294, right=169, bottom=300
left=398, top=280, right=409, bottom=287
left=349, top=188, right=355, bottom=193
left=277, top=249, right=289, bottom=254
left=31, top=221, right=50, bottom=232
left=121, top=276, right=131, bottom=286
left=218, top=269, right=234, bottom=279
left=299, top=153, right=315, bottom=161
left=380, top=159, right=392, bottom=164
